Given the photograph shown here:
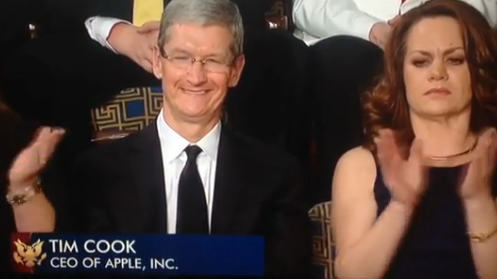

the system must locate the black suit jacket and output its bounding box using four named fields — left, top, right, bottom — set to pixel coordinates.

left=55, top=123, right=312, bottom=278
